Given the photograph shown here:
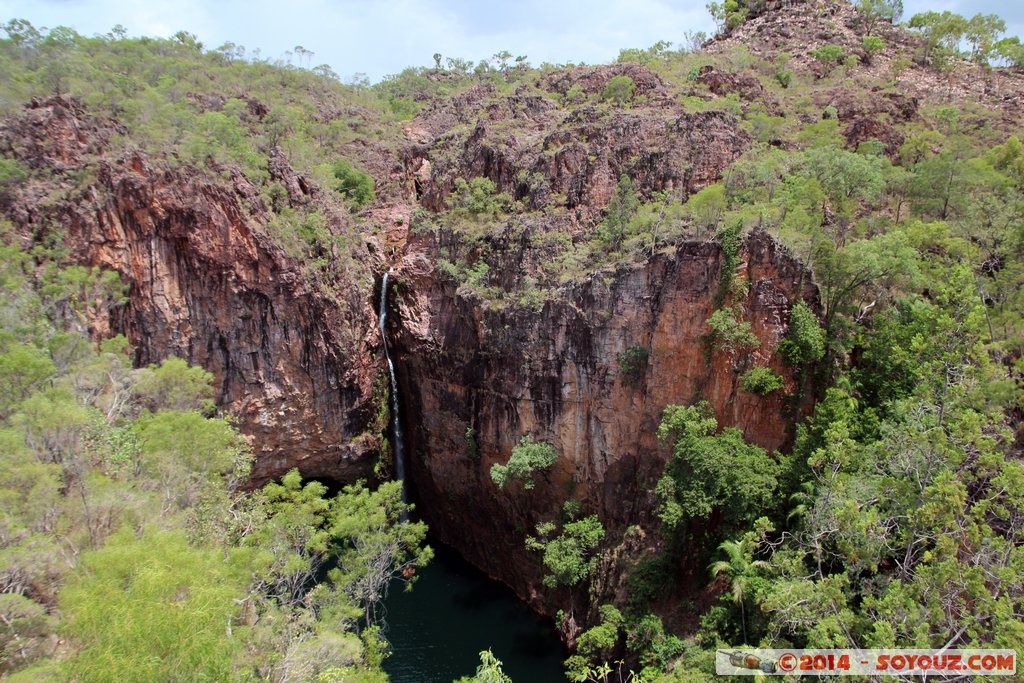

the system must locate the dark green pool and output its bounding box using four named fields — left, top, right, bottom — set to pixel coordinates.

left=381, top=542, right=568, bottom=683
